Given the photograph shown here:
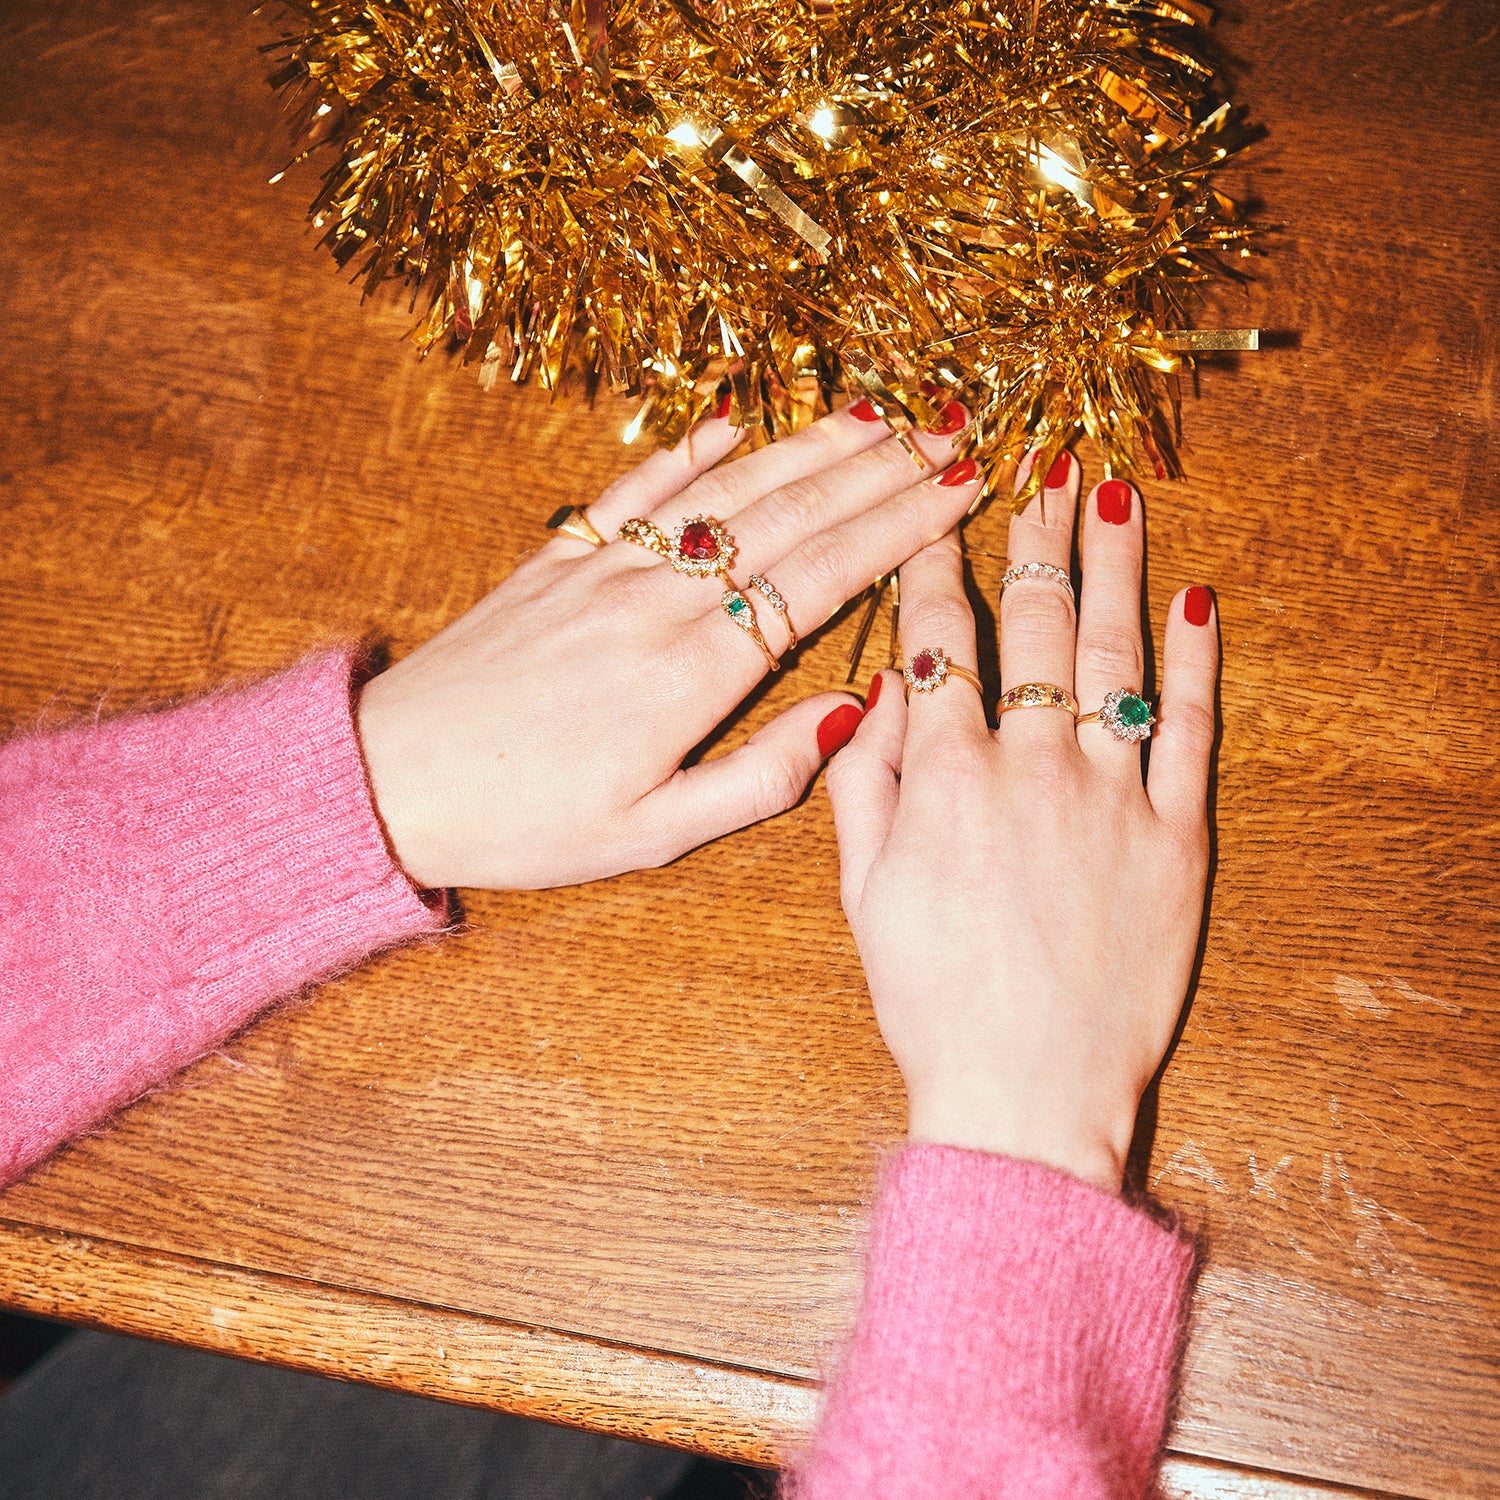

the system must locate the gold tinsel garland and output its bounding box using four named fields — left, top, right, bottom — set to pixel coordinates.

left=267, top=0, right=1258, bottom=510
